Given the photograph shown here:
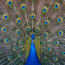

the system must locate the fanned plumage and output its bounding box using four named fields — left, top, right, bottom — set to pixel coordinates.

left=0, top=0, right=65, bottom=65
